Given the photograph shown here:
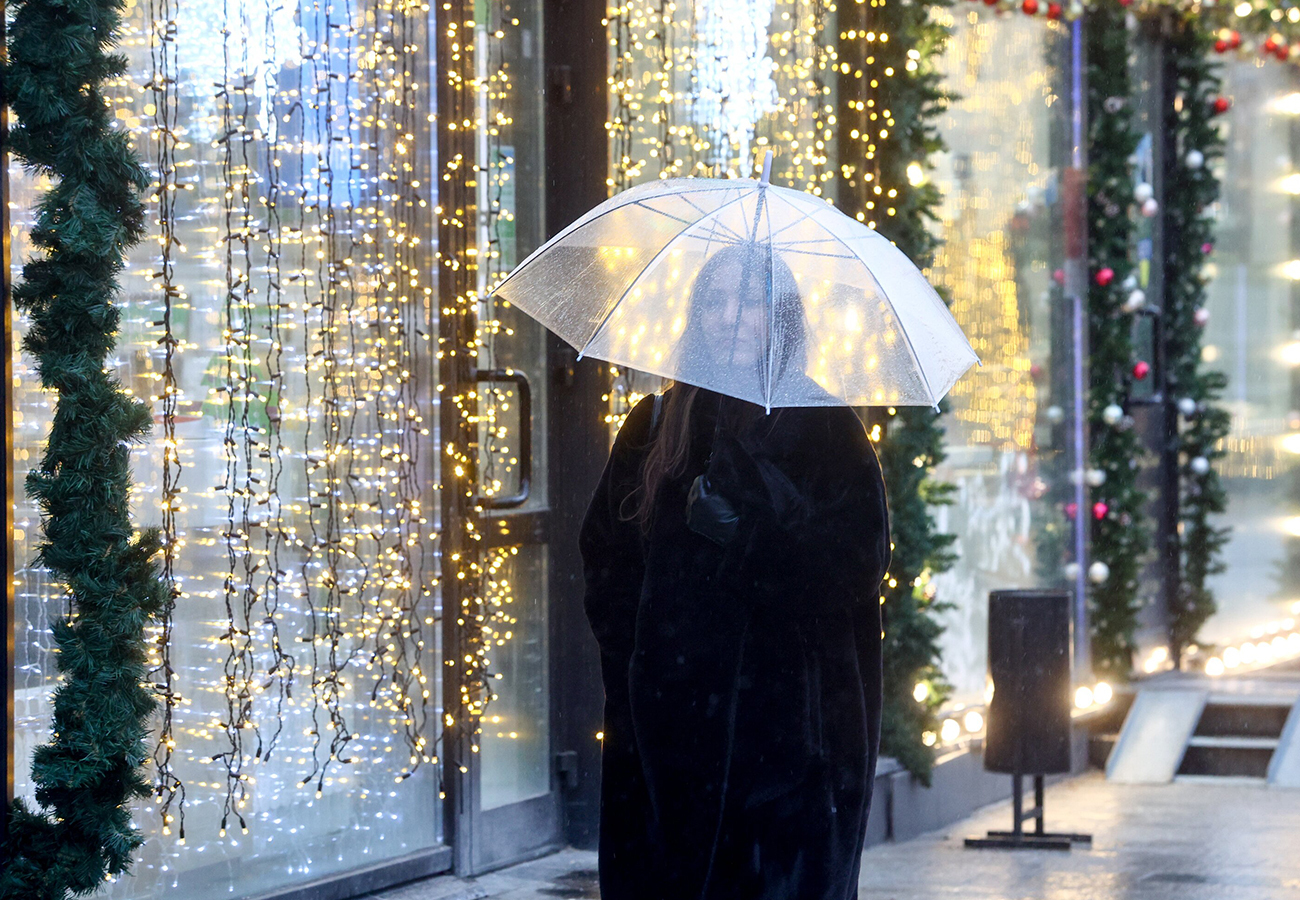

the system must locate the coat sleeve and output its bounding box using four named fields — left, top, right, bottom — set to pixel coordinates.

left=579, top=395, right=654, bottom=664
left=708, top=406, right=891, bottom=616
